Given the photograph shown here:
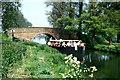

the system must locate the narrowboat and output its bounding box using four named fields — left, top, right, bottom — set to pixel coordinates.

left=48, top=39, right=85, bottom=54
